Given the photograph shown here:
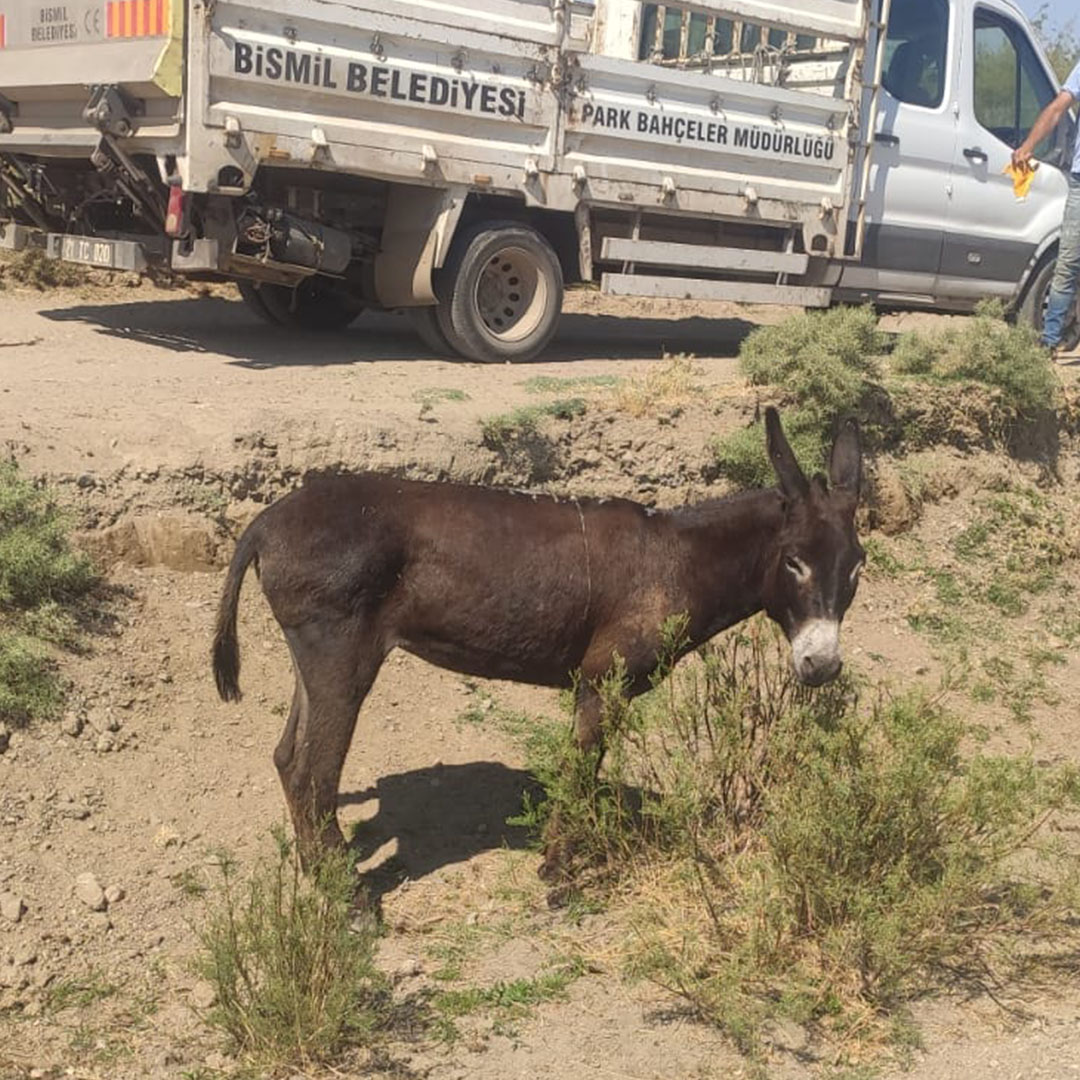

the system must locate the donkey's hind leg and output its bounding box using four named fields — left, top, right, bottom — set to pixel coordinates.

left=274, top=618, right=384, bottom=866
